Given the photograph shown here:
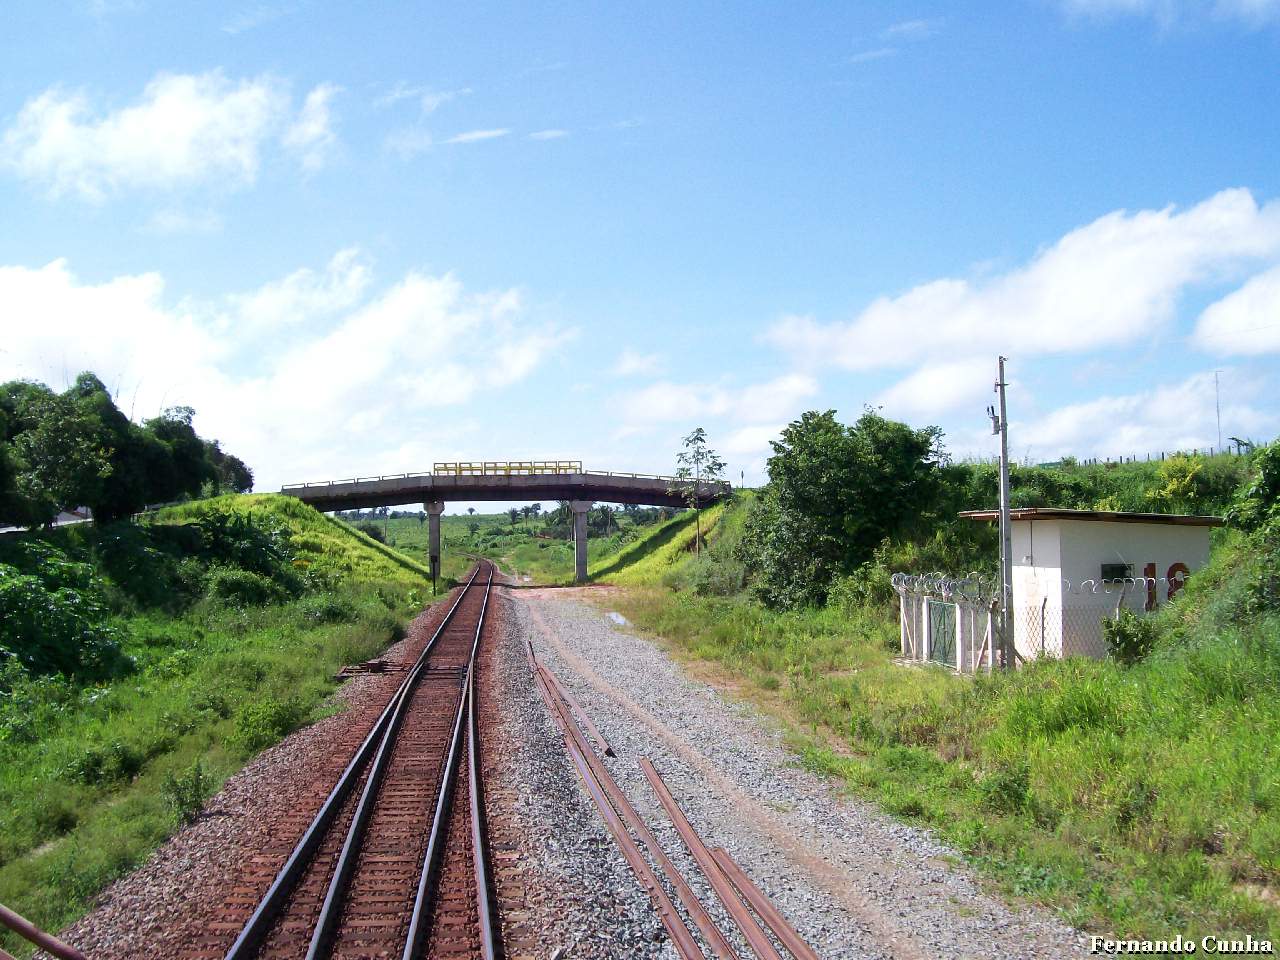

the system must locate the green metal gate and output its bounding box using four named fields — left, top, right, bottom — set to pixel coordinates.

left=928, top=600, right=956, bottom=666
